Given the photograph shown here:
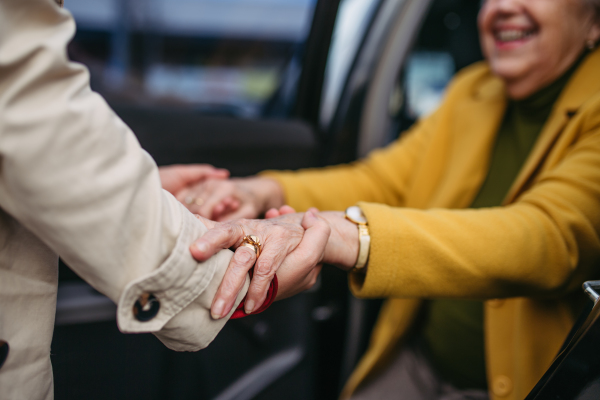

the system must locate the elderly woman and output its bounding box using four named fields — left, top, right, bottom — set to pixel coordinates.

left=177, top=0, right=600, bottom=399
